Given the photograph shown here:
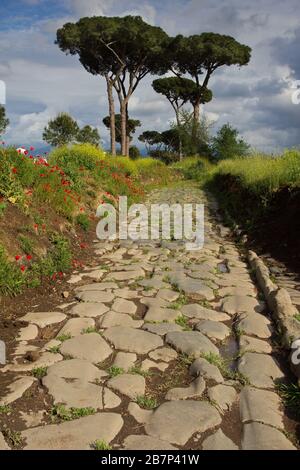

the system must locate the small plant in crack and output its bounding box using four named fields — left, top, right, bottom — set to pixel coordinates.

left=82, top=327, right=99, bottom=334
left=91, top=440, right=112, bottom=450
left=276, top=382, right=300, bottom=413
left=2, top=426, right=23, bottom=447
left=129, top=366, right=151, bottom=377
left=201, top=352, right=249, bottom=385
left=49, top=345, right=61, bottom=354
left=32, top=366, right=48, bottom=379
left=107, top=366, right=125, bottom=378
left=0, top=405, right=12, bottom=415
left=51, top=404, right=96, bottom=422
left=135, top=395, right=158, bottom=410
left=57, top=333, right=72, bottom=342
left=175, top=315, right=192, bottom=331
